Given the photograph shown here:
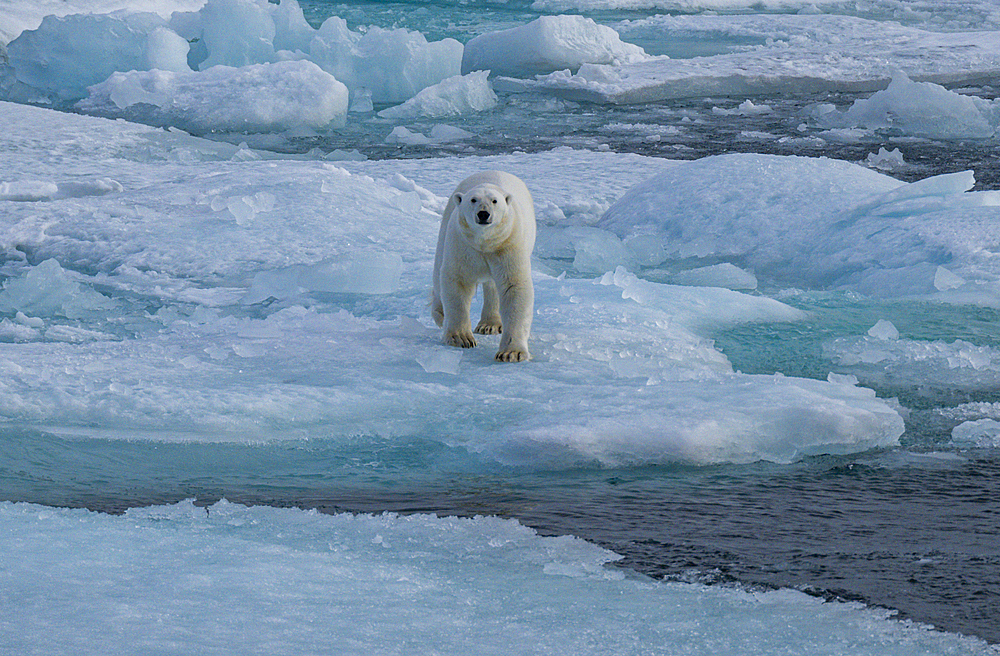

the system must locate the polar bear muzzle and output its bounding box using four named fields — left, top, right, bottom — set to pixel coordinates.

left=476, top=210, right=491, bottom=224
